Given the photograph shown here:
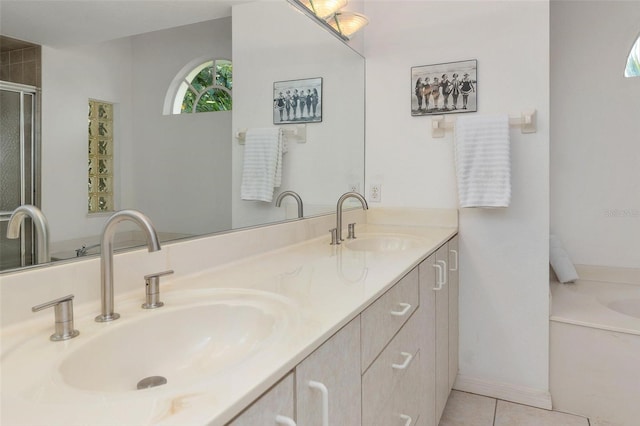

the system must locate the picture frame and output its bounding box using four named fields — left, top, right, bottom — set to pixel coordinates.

left=411, top=59, right=477, bottom=116
left=273, top=77, right=322, bottom=124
